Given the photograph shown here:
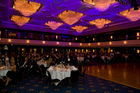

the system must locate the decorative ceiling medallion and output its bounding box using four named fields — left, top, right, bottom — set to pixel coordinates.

left=45, top=21, right=63, bottom=30
left=89, top=18, right=111, bottom=28
left=58, top=10, right=84, bottom=25
left=119, top=8, right=140, bottom=21
left=72, top=26, right=88, bottom=33
left=11, top=15, right=30, bottom=26
left=13, top=0, right=41, bottom=16
left=82, top=0, right=116, bottom=11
